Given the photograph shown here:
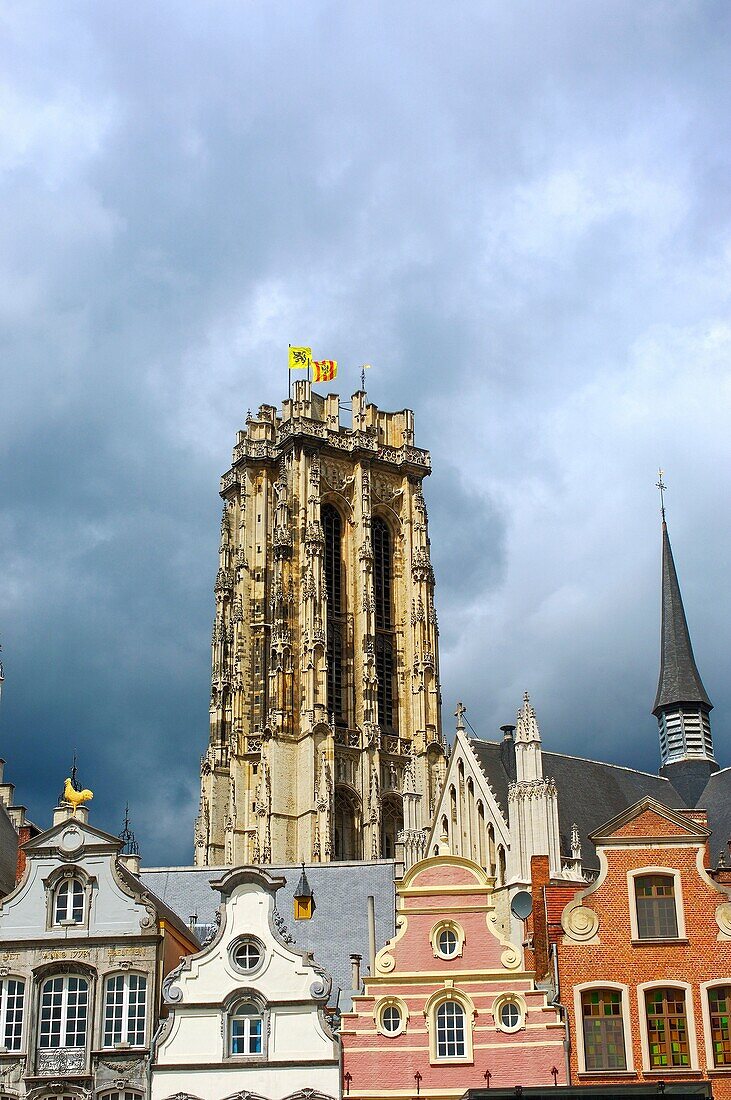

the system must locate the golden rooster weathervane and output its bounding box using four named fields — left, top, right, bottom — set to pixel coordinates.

left=63, top=759, right=94, bottom=816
